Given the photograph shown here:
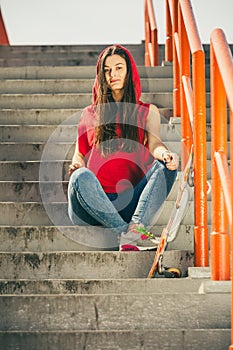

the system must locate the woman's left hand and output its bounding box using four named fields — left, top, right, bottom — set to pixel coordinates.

left=163, top=151, right=179, bottom=170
